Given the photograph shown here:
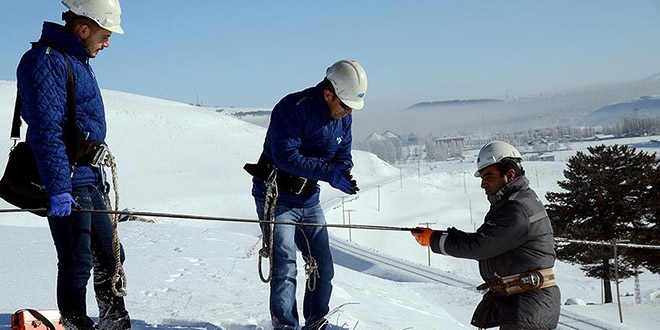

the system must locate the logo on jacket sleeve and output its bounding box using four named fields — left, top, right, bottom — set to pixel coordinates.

left=336, top=137, right=342, bottom=144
